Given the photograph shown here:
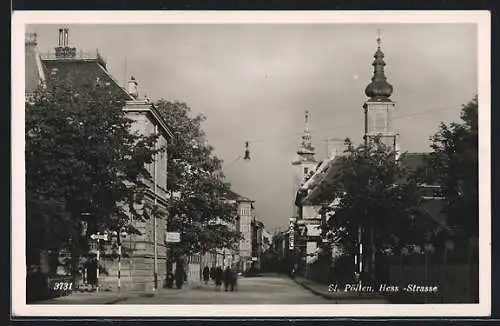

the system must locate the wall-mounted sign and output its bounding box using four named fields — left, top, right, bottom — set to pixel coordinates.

left=307, top=224, right=321, bottom=237
left=165, top=232, right=181, bottom=243
left=303, top=206, right=322, bottom=219
left=289, top=218, right=295, bottom=250
left=90, top=233, right=108, bottom=241
left=304, top=219, right=321, bottom=225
